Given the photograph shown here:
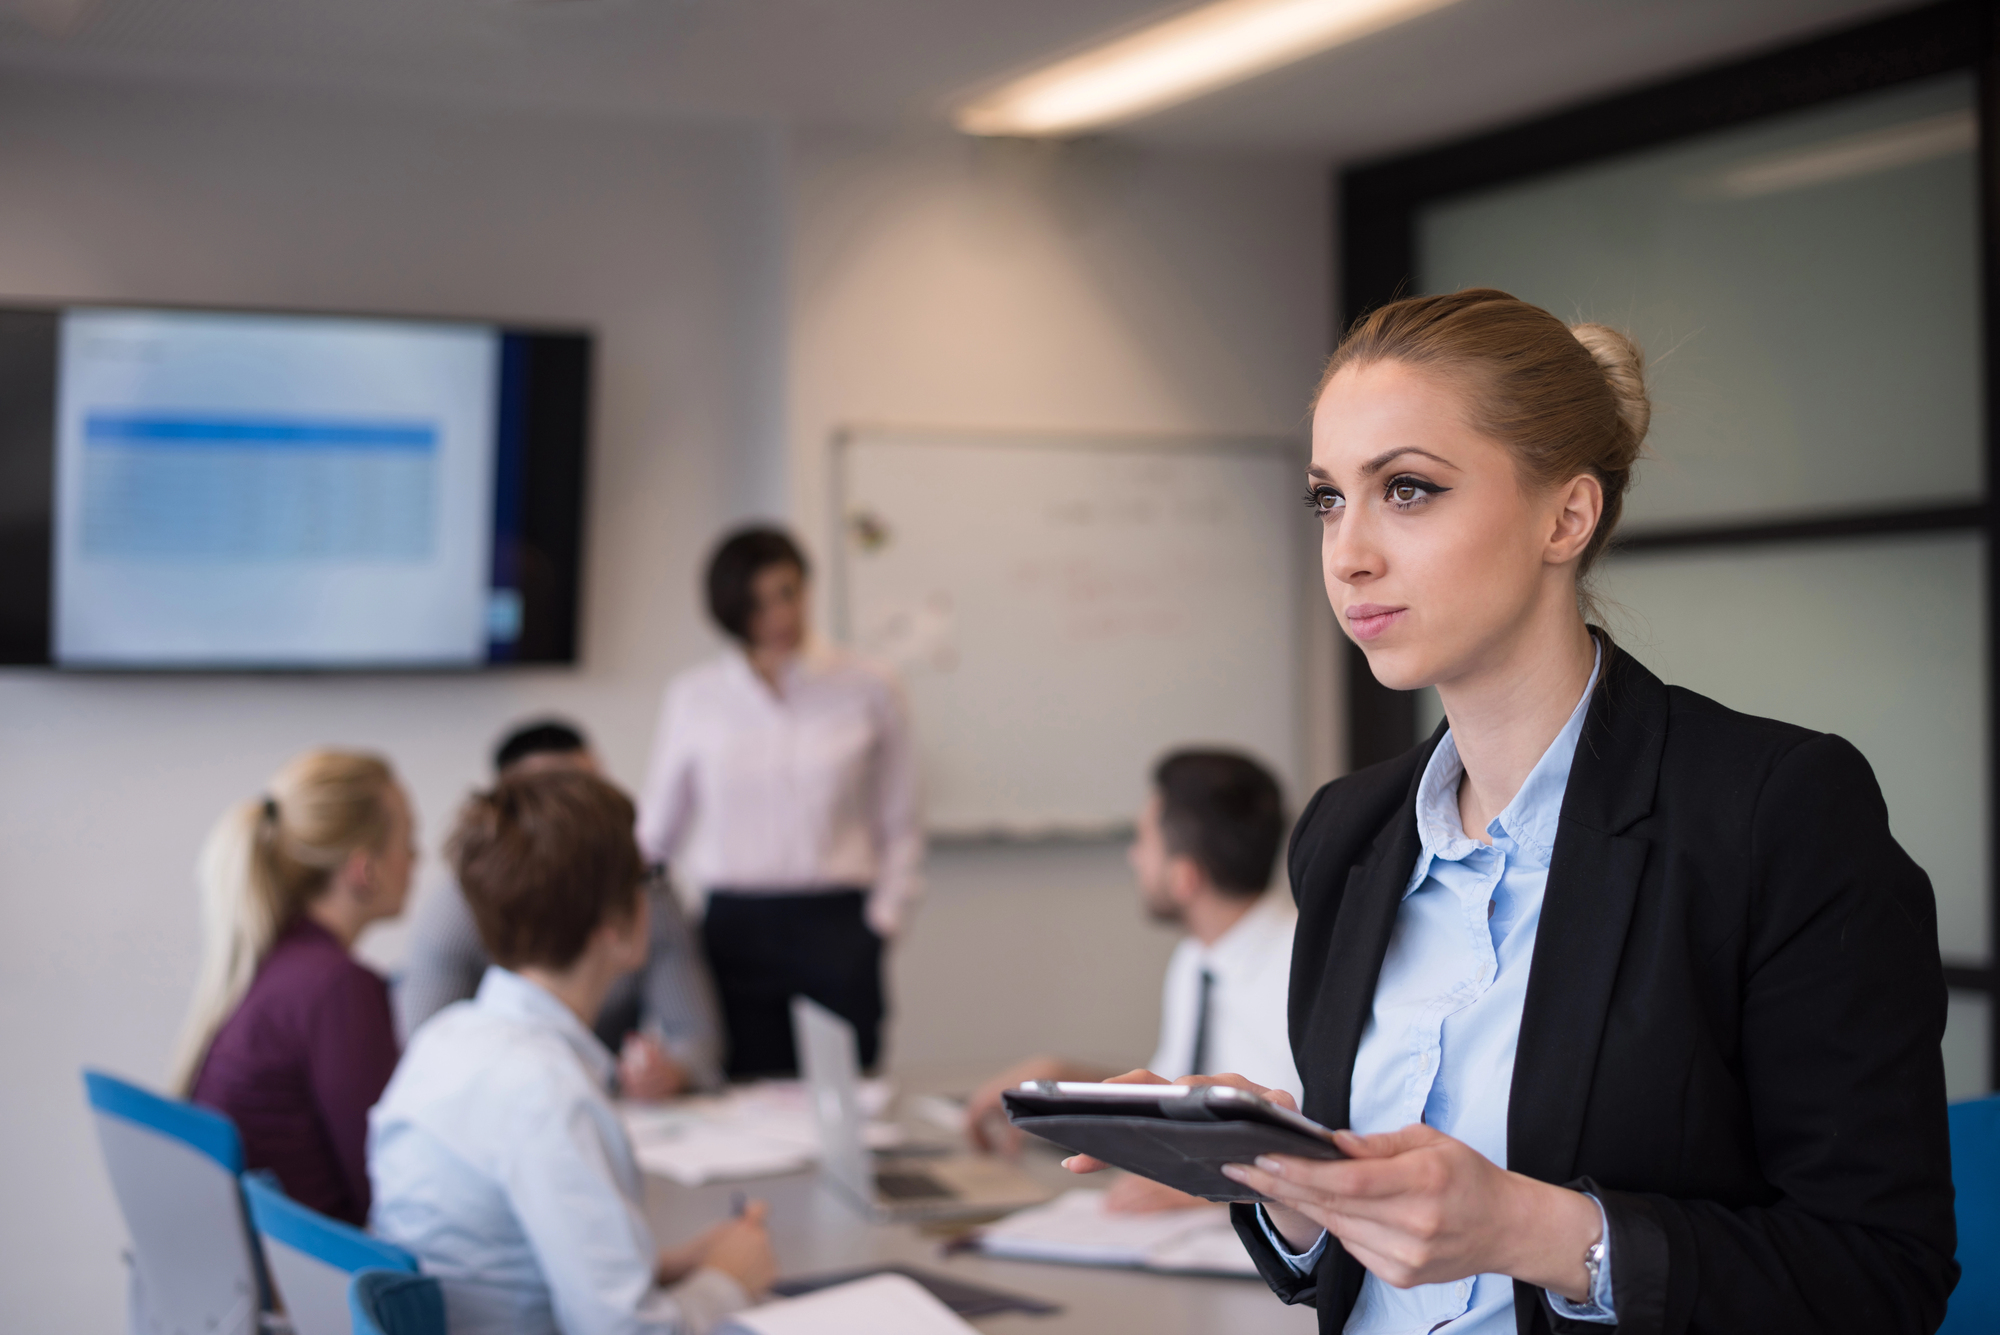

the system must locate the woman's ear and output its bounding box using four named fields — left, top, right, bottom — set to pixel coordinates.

left=602, top=894, right=652, bottom=970
left=333, top=845, right=375, bottom=902
left=1545, top=473, right=1605, bottom=566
